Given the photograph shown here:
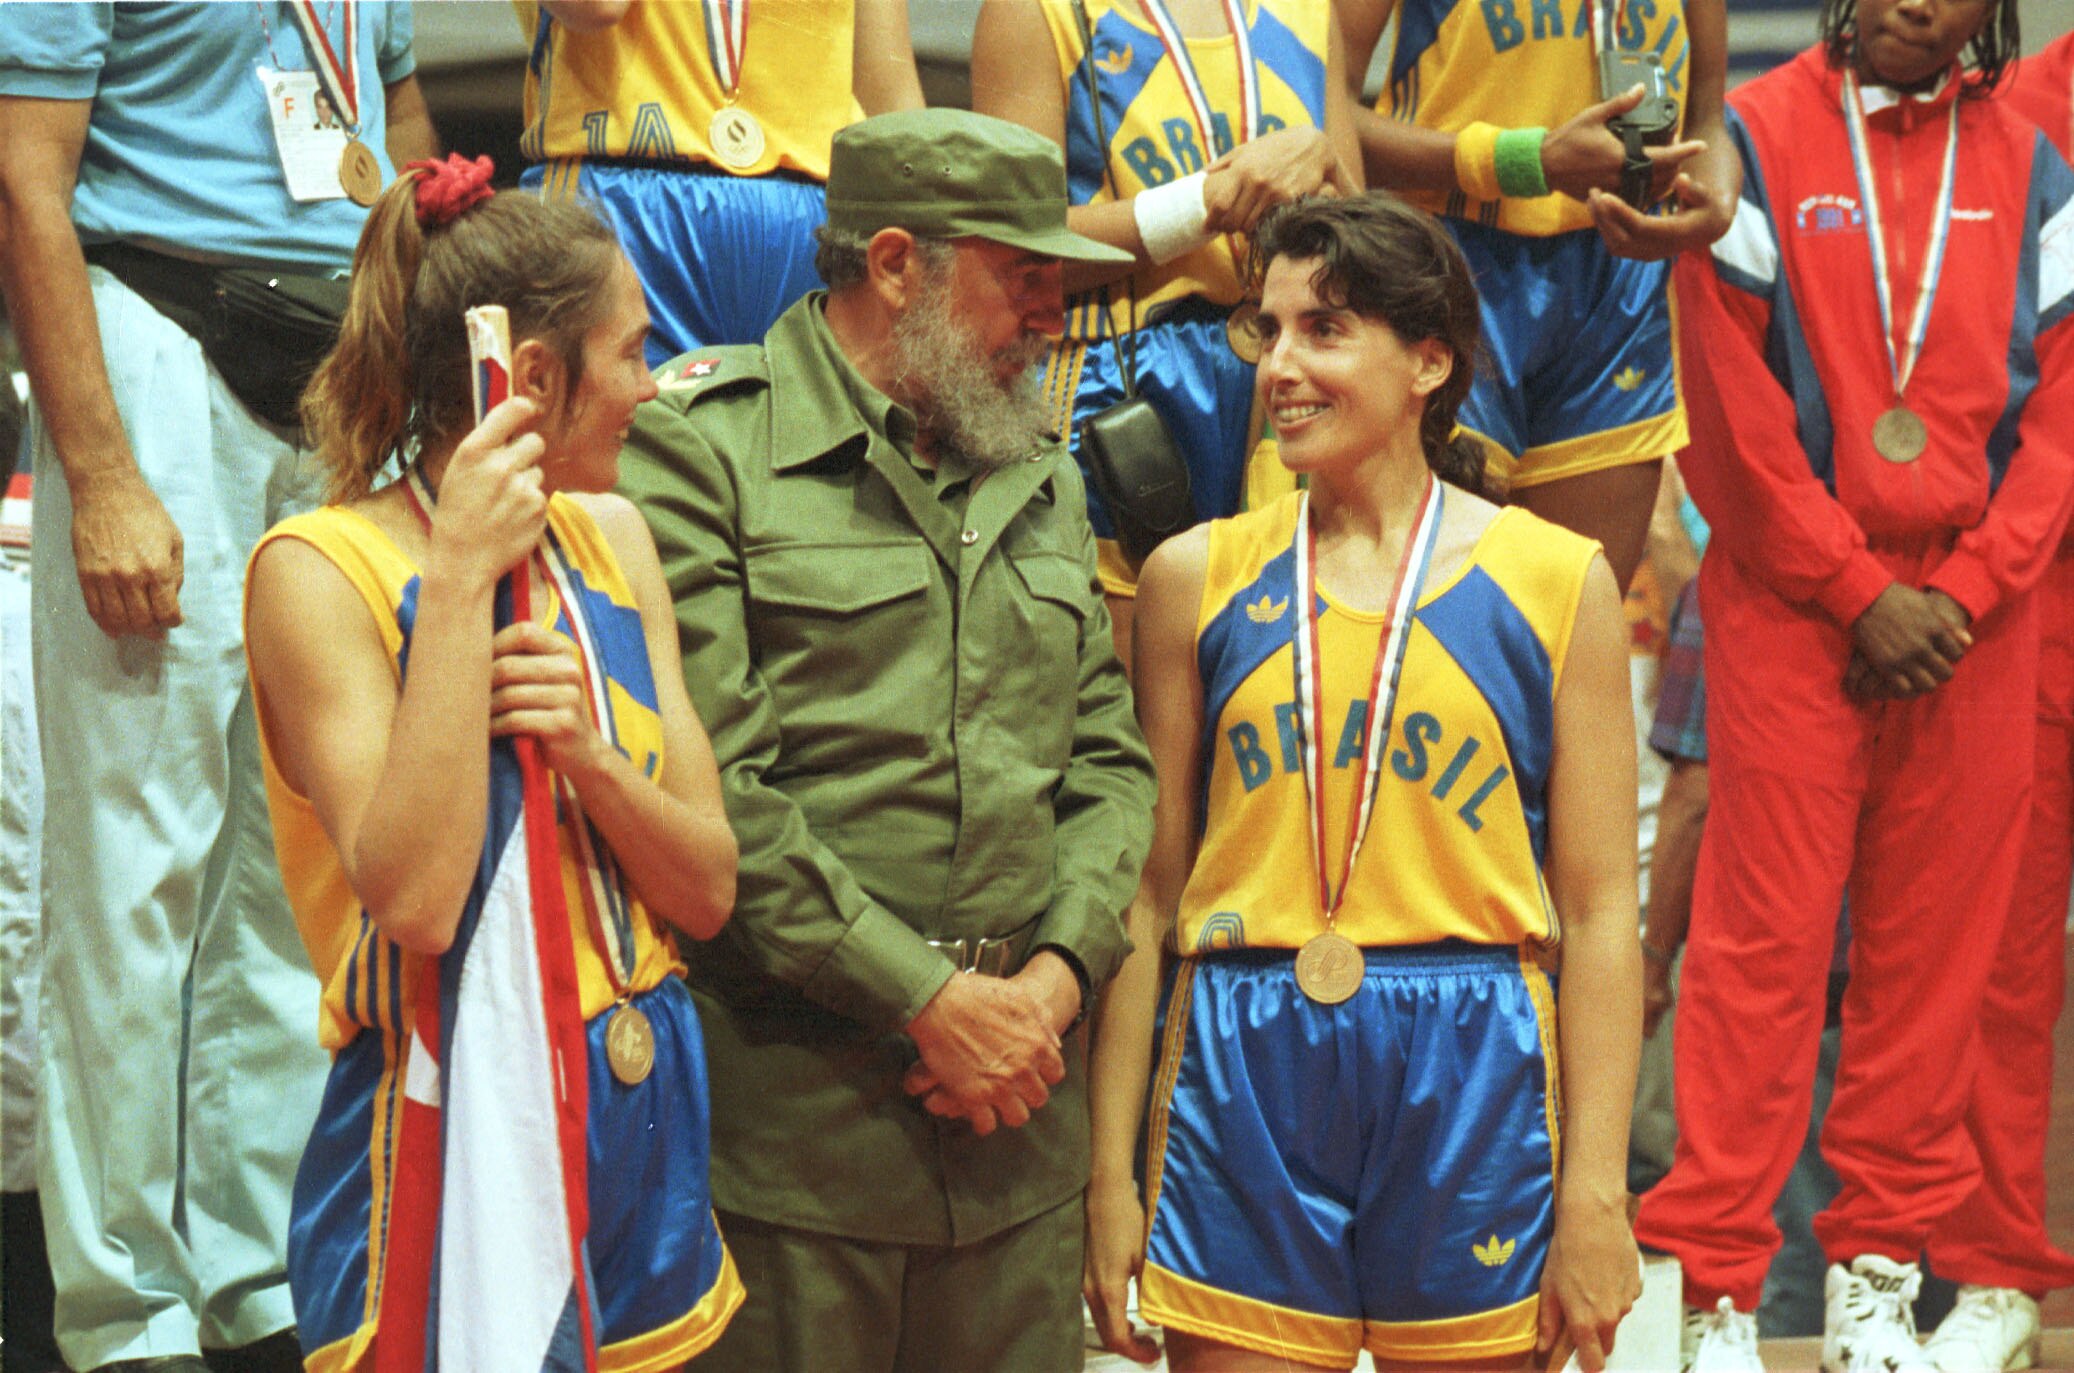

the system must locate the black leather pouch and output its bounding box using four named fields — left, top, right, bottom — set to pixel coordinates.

left=1079, top=396, right=1193, bottom=566
left=86, top=242, right=349, bottom=430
